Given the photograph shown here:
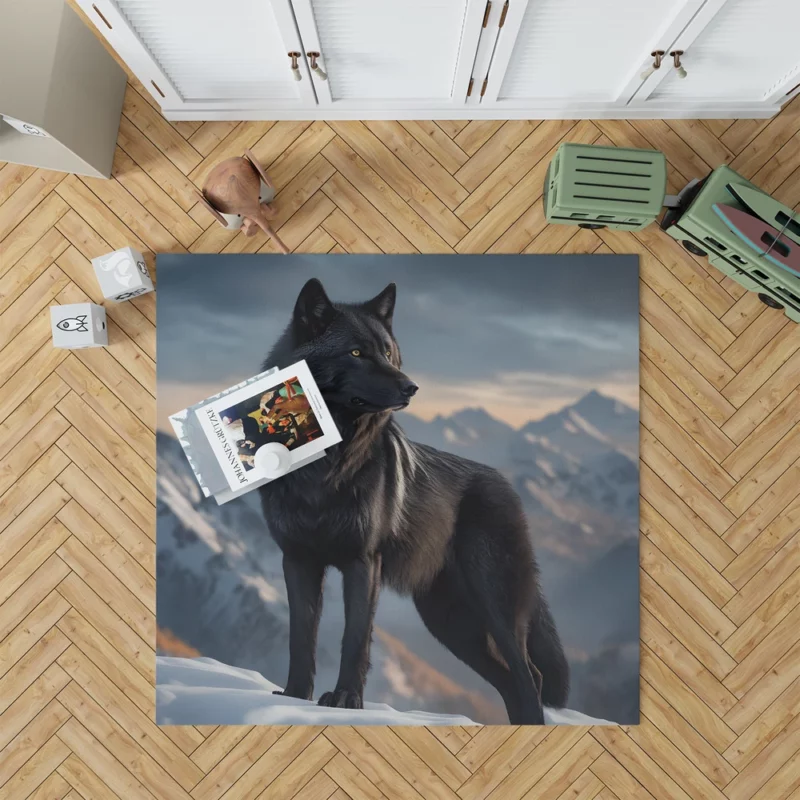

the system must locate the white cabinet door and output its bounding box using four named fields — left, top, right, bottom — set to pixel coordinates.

left=480, top=0, right=705, bottom=110
left=76, top=0, right=317, bottom=112
left=289, top=0, right=487, bottom=109
left=635, top=0, right=800, bottom=107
